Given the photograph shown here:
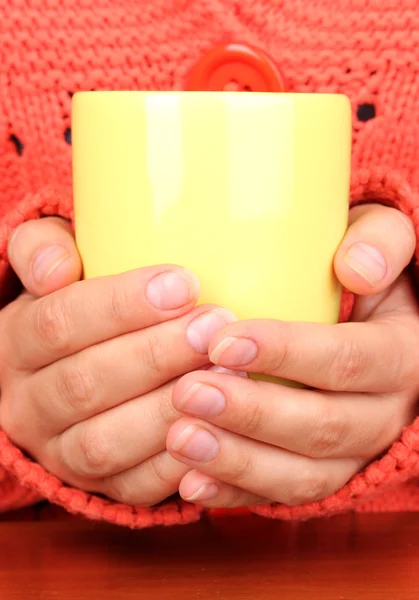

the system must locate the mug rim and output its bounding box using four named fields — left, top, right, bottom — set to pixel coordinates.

left=72, top=90, right=349, bottom=100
